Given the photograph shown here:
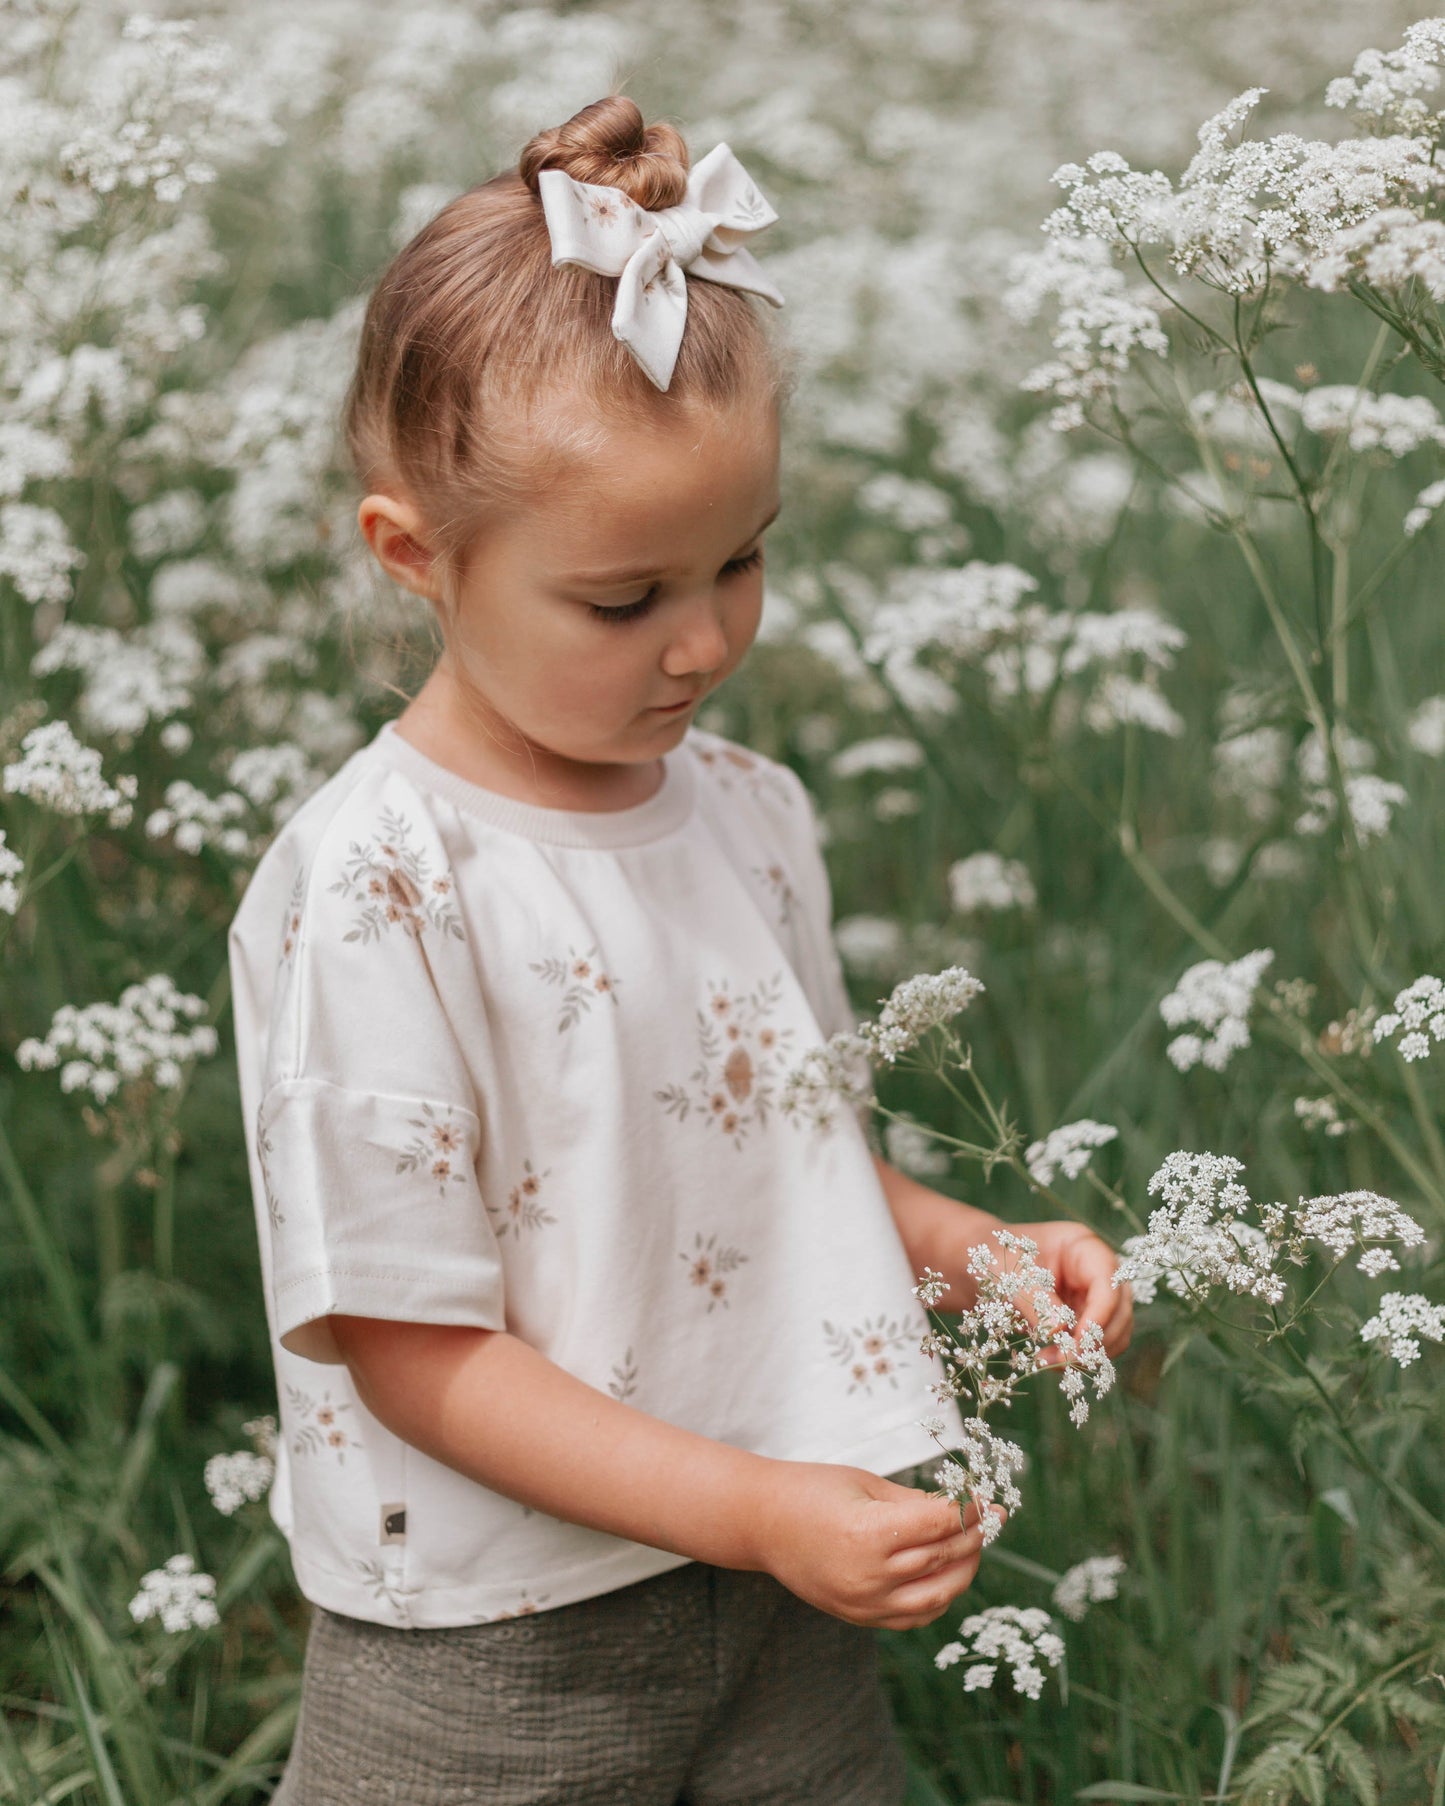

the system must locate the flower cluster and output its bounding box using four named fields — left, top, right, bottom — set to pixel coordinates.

left=203, top=1449, right=275, bottom=1516
left=934, top=1605, right=1065, bottom=1699
left=2, top=720, right=138, bottom=826
left=1359, top=1292, right=1445, bottom=1365
left=128, top=1553, right=219, bottom=1634
left=1372, top=975, right=1445, bottom=1063
left=1159, top=949, right=1273, bottom=1073
left=1052, top=1554, right=1125, bottom=1621
left=866, top=966, right=986, bottom=1063
left=916, top=1229, right=1115, bottom=1544
left=0, top=830, right=24, bottom=916
left=16, top=972, right=218, bottom=1103
left=1025, top=1118, right=1119, bottom=1187
left=948, top=851, right=1037, bottom=915
left=145, top=778, right=252, bottom=856
left=1115, top=1153, right=1425, bottom=1306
